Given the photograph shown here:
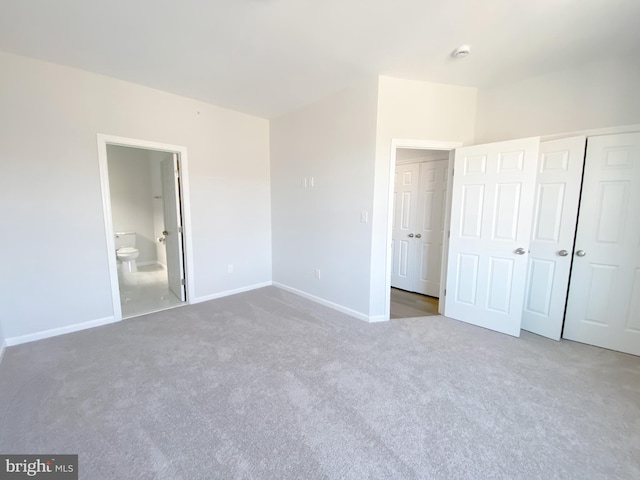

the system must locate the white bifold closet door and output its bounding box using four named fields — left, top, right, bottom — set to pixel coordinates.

left=521, top=136, right=586, bottom=340
left=563, top=132, right=640, bottom=356
left=445, top=138, right=539, bottom=337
